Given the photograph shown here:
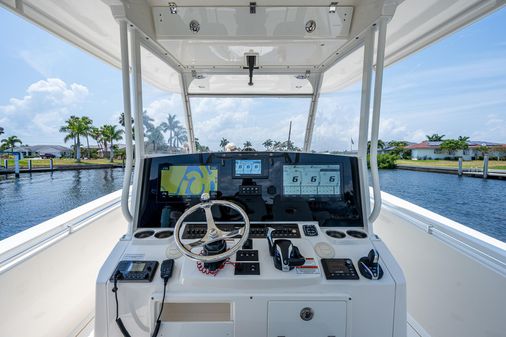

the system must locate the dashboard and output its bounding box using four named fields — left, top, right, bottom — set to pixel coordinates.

left=138, top=152, right=364, bottom=228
